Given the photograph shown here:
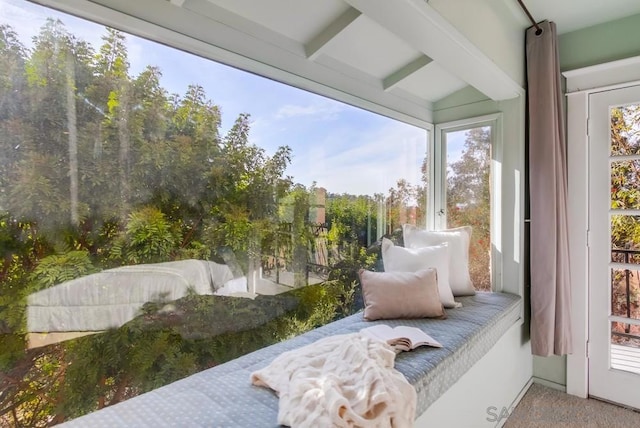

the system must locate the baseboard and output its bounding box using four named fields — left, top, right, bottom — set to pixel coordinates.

left=497, top=378, right=533, bottom=428
left=531, top=376, right=567, bottom=392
